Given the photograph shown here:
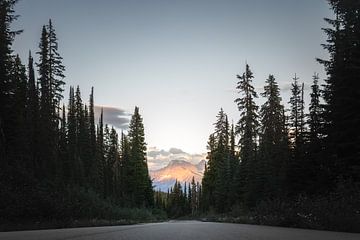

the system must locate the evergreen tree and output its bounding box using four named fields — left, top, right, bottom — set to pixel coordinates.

left=187, top=181, right=192, bottom=214
left=103, top=123, right=110, bottom=197
left=287, top=74, right=307, bottom=194
left=201, top=134, right=216, bottom=211
left=96, top=108, right=105, bottom=194
left=227, top=123, right=237, bottom=206
left=1, top=2, right=169, bottom=222
left=114, top=131, right=124, bottom=205
left=306, top=73, right=326, bottom=193
left=196, top=182, right=202, bottom=212
left=201, top=109, right=234, bottom=212
left=308, top=73, right=322, bottom=146
left=166, top=180, right=188, bottom=217
left=75, top=86, right=84, bottom=157
left=11, top=55, right=27, bottom=141
left=103, top=124, right=119, bottom=198
left=88, top=87, right=97, bottom=186
left=37, top=25, right=53, bottom=177
left=74, top=86, right=88, bottom=185
left=47, top=19, right=65, bottom=111
left=0, top=0, right=21, bottom=161
left=83, top=104, right=92, bottom=184
left=213, top=109, right=229, bottom=212
left=190, top=176, right=197, bottom=215
left=66, top=86, right=77, bottom=184
left=127, top=106, right=153, bottom=207
left=234, top=64, right=259, bottom=207
left=58, top=104, right=67, bottom=182
left=26, top=51, right=39, bottom=171
left=8, top=55, right=28, bottom=166
left=317, top=0, right=360, bottom=183
left=259, top=74, right=287, bottom=198
left=121, top=131, right=131, bottom=205
left=288, top=74, right=301, bottom=151
left=36, top=20, right=65, bottom=179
